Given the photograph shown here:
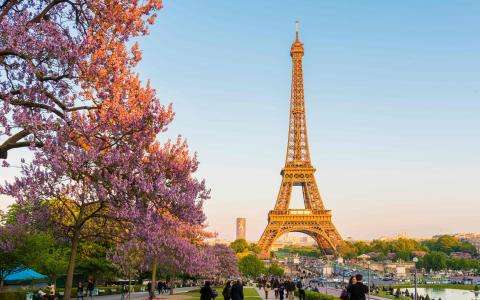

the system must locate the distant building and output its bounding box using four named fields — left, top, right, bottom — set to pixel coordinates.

left=411, top=251, right=427, bottom=258
left=454, top=233, right=480, bottom=252
left=450, top=252, right=472, bottom=259
left=236, top=217, right=246, bottom=240
left=205, top=237, right=230, bottom=246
